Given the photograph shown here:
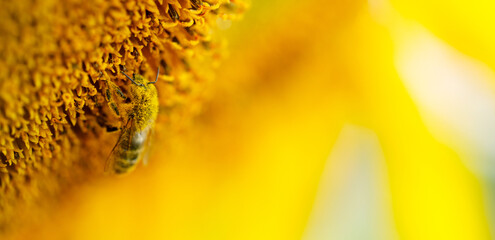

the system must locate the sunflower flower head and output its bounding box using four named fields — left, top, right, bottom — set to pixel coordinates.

left=0, top=0, right=246, bottom=231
